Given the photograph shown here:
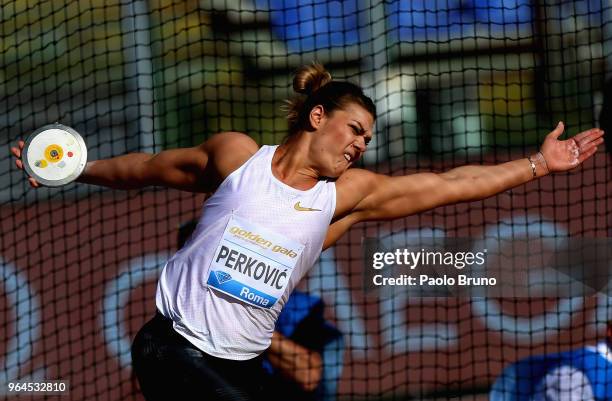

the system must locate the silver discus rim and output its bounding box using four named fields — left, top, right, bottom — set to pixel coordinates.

left=22, top=123, right=88, bottom=187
